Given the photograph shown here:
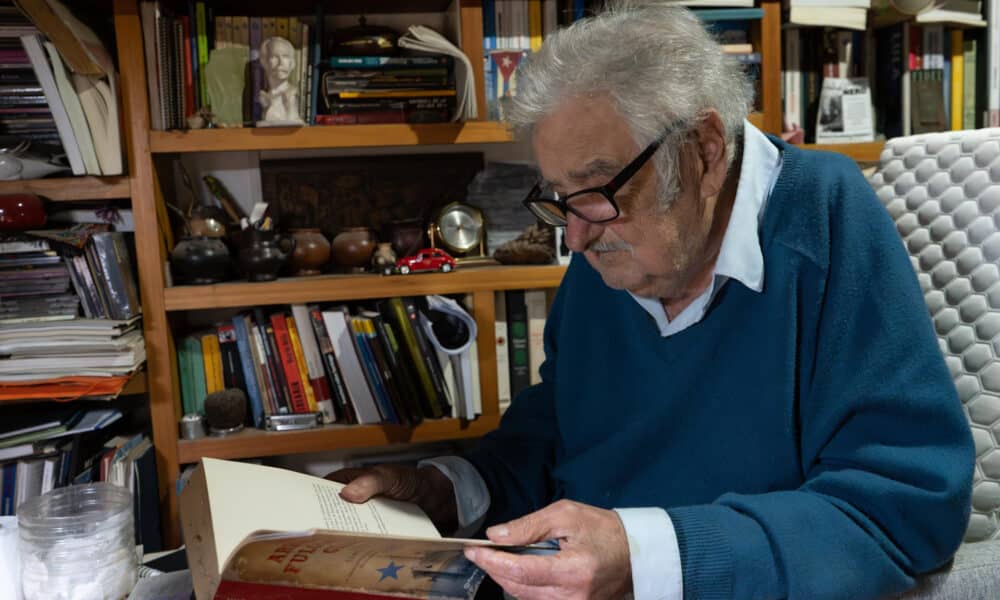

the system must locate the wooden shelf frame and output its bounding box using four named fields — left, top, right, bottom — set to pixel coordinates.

left=148, top=121, right=514, bottom=153
left=164, top=265, right=567, bottom=311
left=1, top=176, right=131, bottom=201
left=178, top=415, right=500, bottom=463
